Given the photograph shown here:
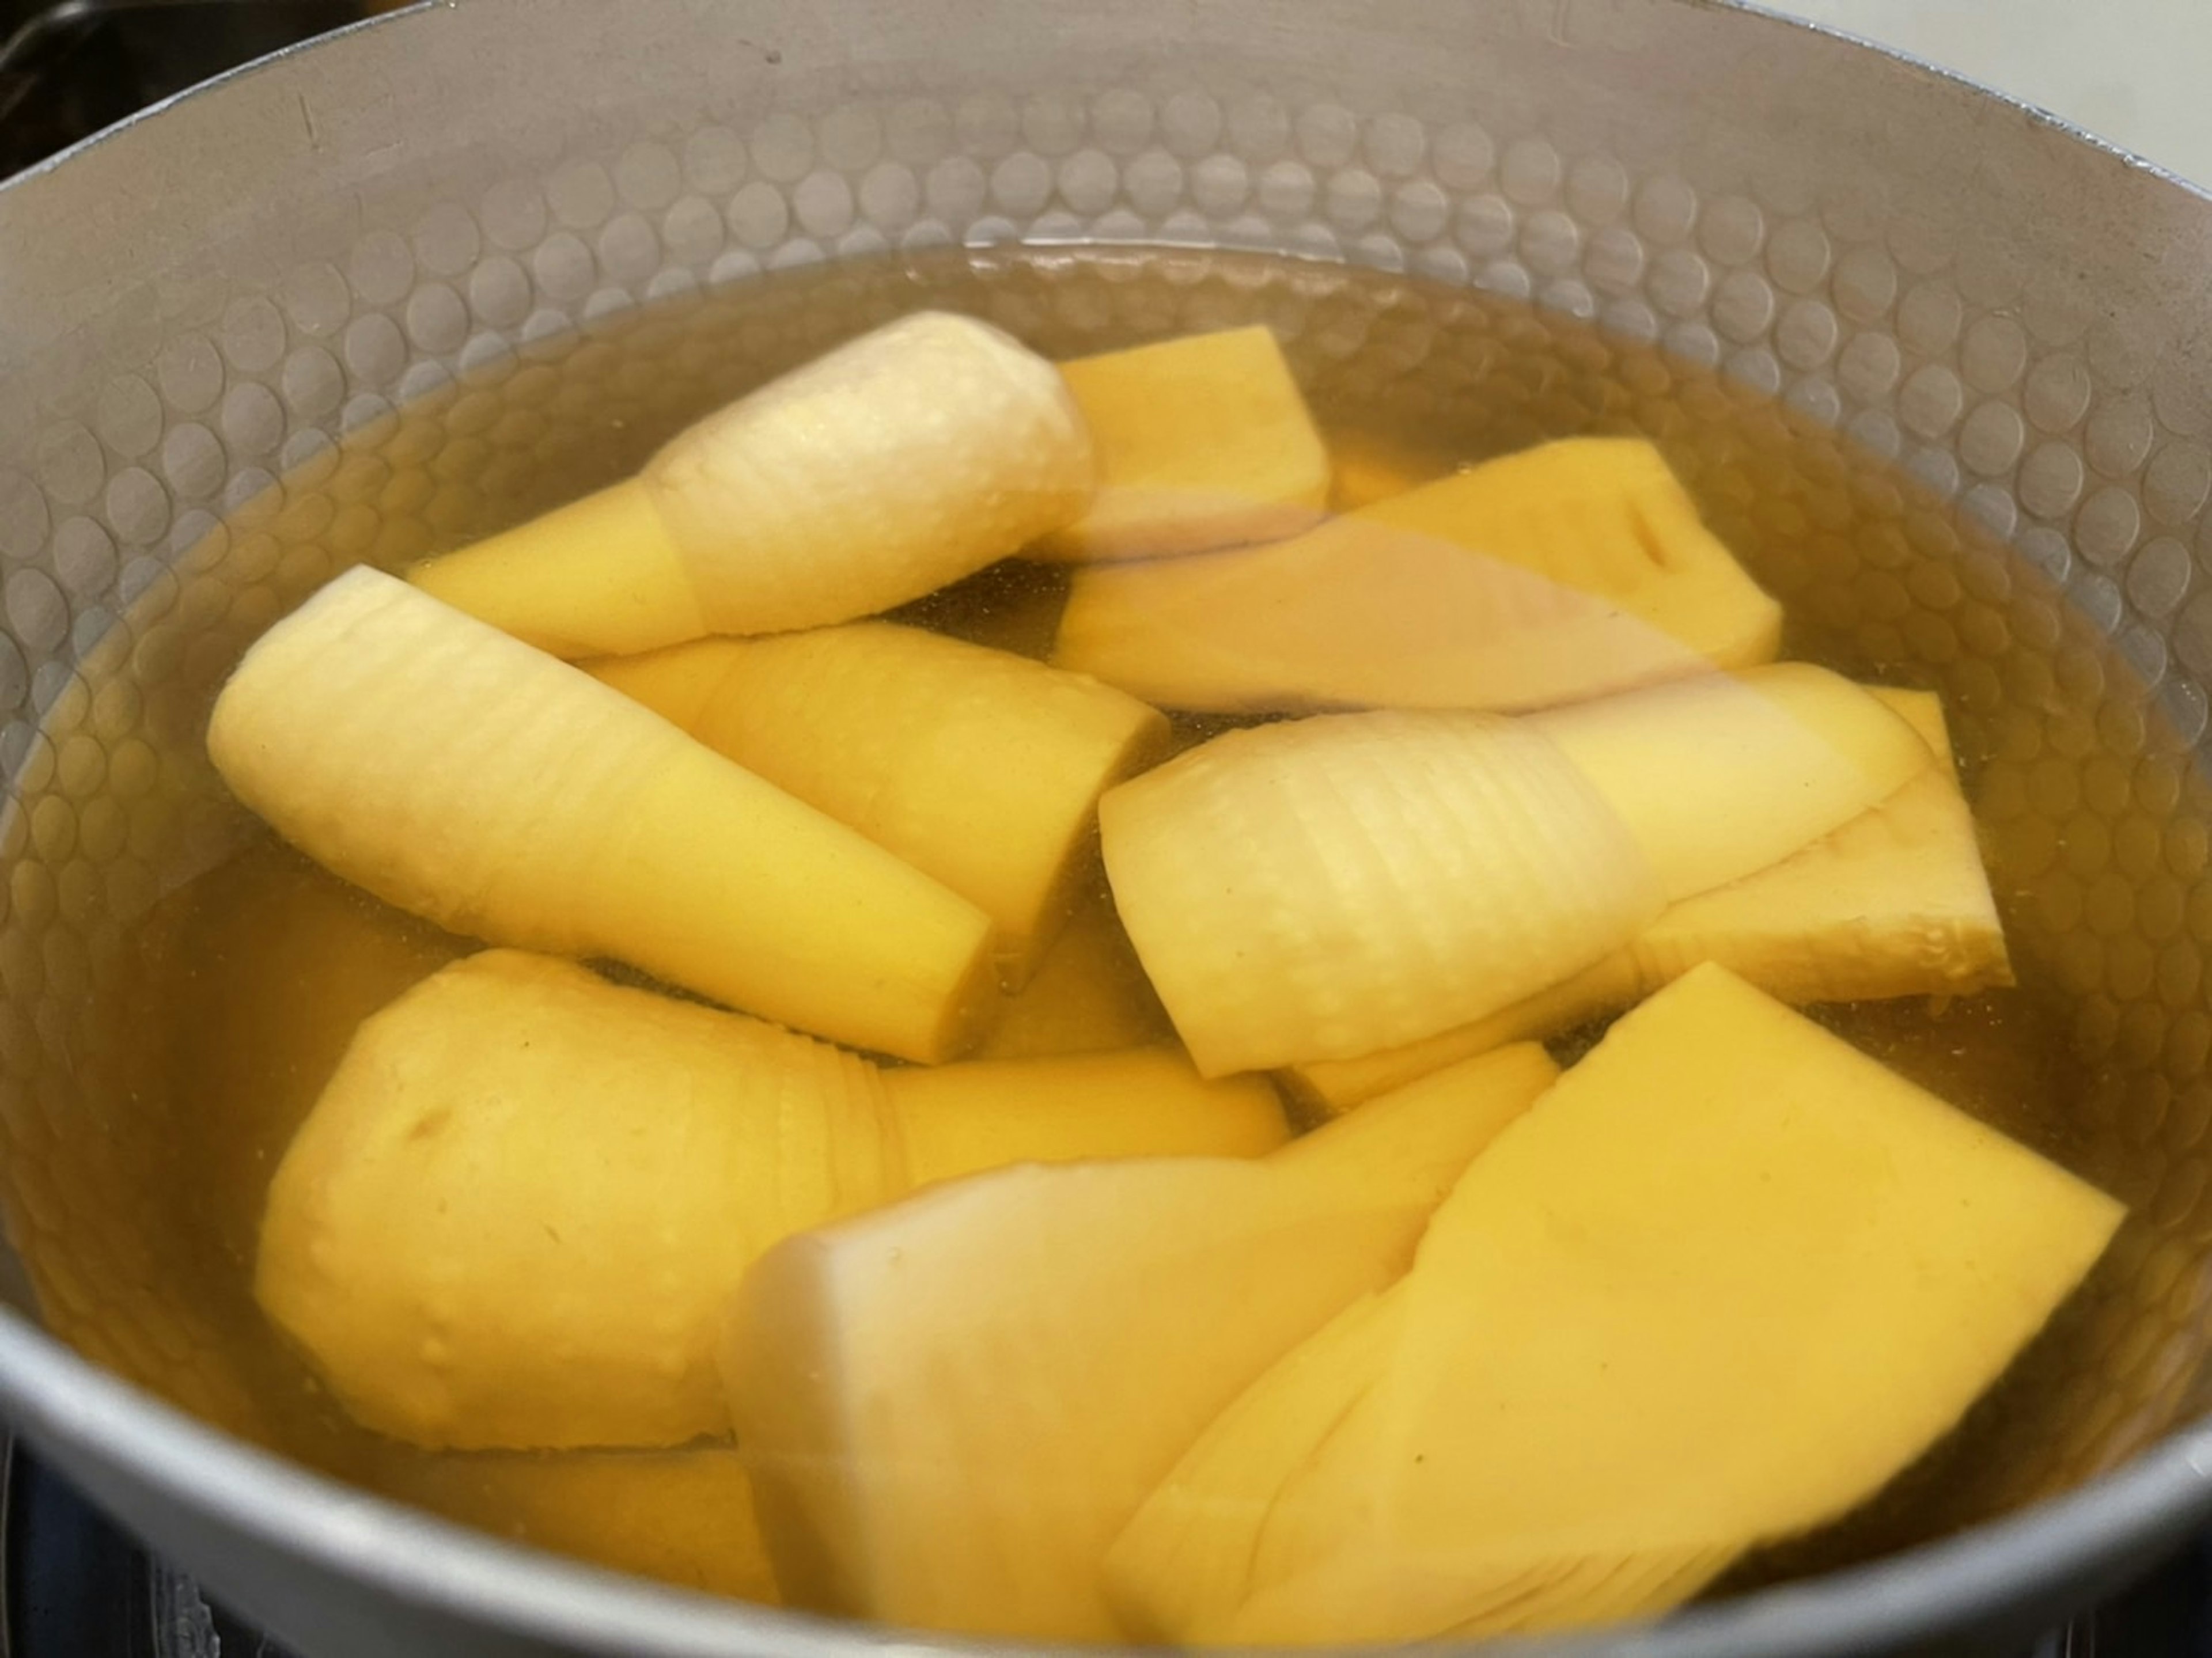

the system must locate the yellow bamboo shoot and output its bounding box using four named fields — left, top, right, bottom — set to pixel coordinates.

left=589, top=624, right=1168, bottom=984
left=258, top=953, right=1290, bottom=1451
left=1108, top=966, right=2121, bottom=1645
left=1100, top=710, right=1662, bottom=1075
left=1283, top=688, right=2008, bottom=1113
left=1030, top=327, right=1329, bottom=561
left=207, top=567, right=997, bottom=1063
left=1055, top=437, right=1781, bottom=713
left=411, top=312, right=1094, bottom=654
left=721, top=1043, right=1558, bottom=1638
